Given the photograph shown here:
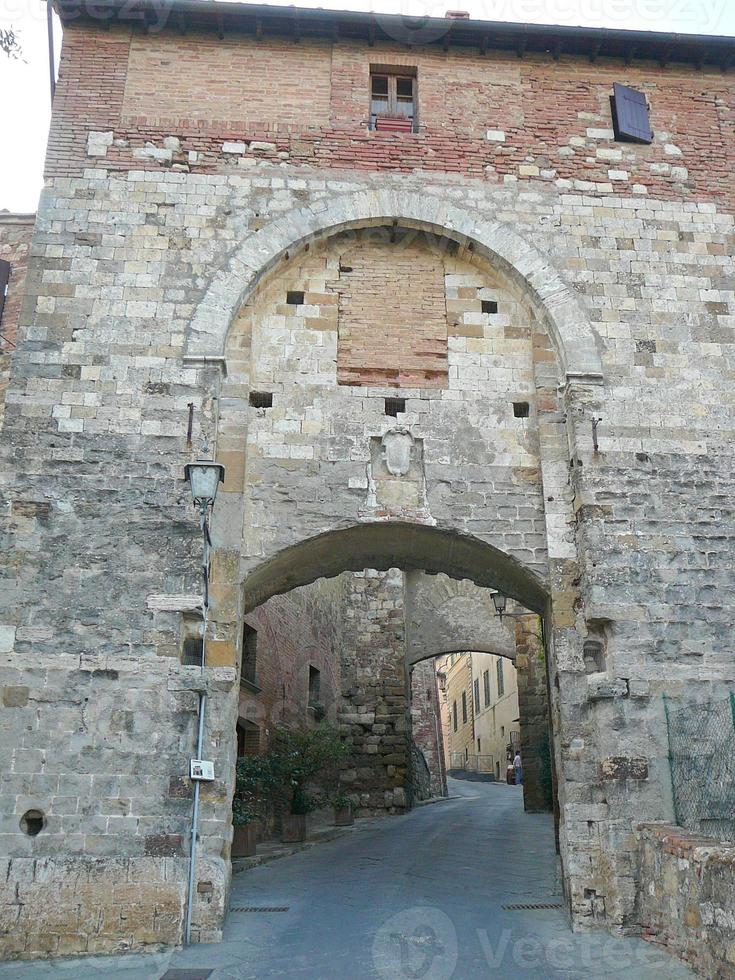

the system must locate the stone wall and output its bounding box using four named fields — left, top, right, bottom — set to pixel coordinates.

left=0, top=214, right=34, bottom=426
left=338, top=569, right=410, bottom=814
left=636, top=823, right=735, bottom=978
left=409, top=658, right=447, bottom=800
left=514, top=615, right=554, bottom=813
left=0, top=653, right=237, bottom=958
